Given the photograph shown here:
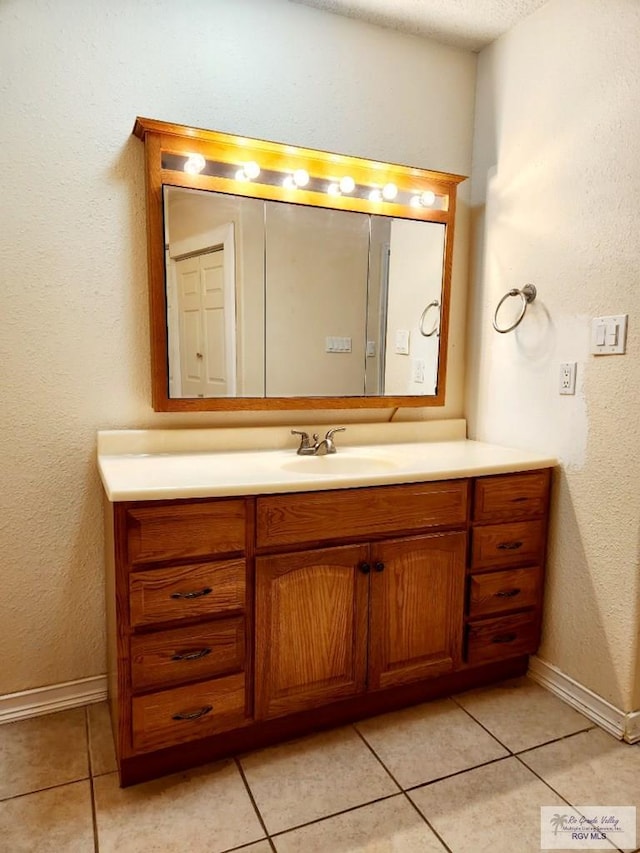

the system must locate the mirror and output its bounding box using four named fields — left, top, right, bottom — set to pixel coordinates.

left=134, top=117, right=465, bottom=412
left=164, top=187, right=446, bottom=399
